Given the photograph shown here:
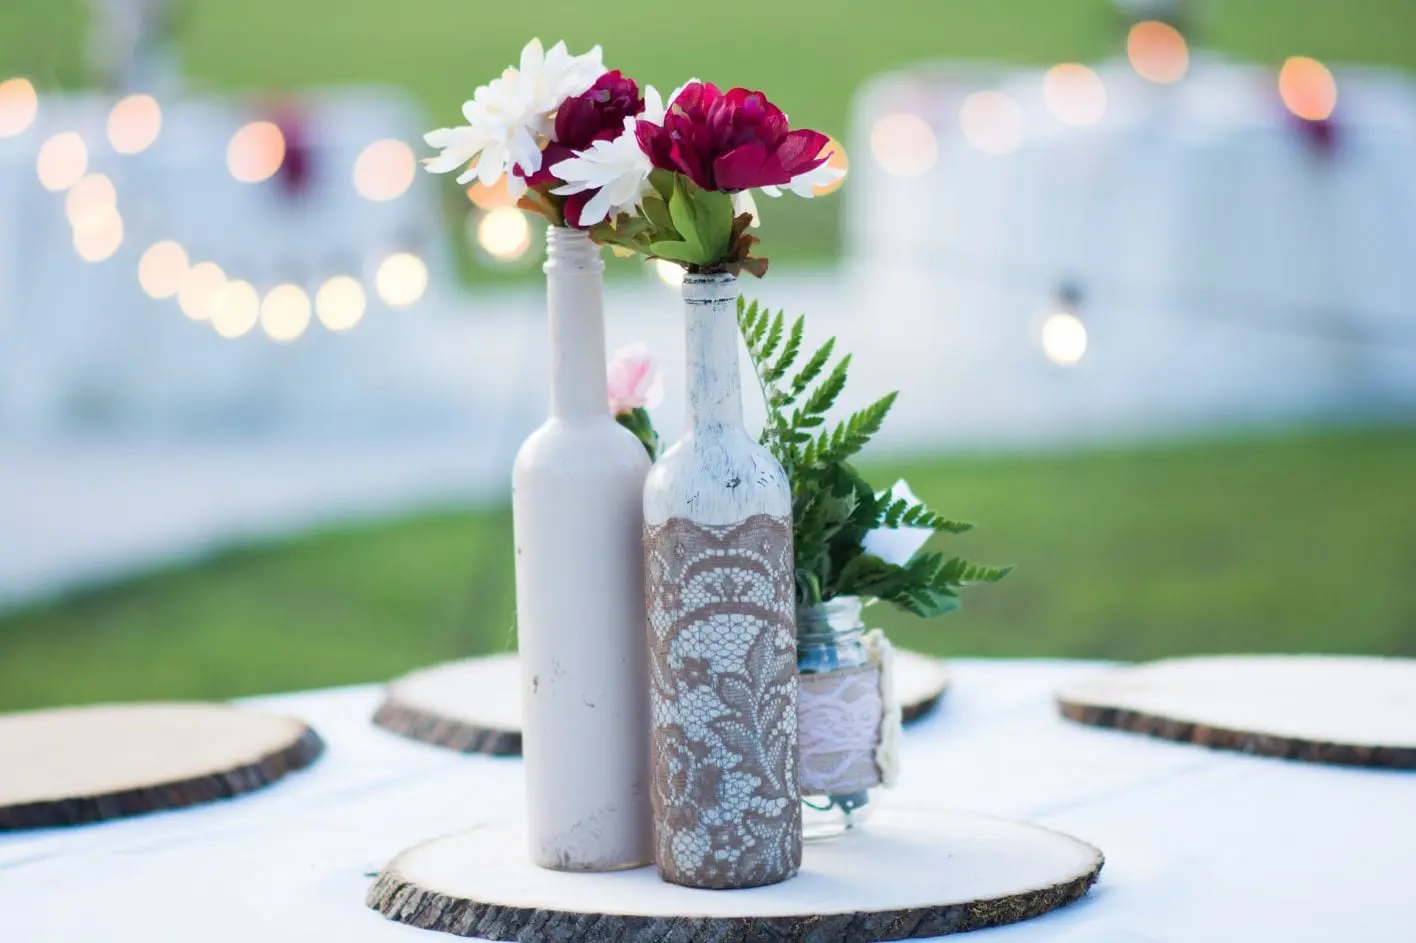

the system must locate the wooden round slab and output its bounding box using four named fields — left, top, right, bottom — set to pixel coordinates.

left=1057, top=655, right=1416, bottom=769
left=0, top=702, right=324, bottom=830
left=372, top=651, right=951, bottom=756
left=367, top=808, right=1102, bottom=941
